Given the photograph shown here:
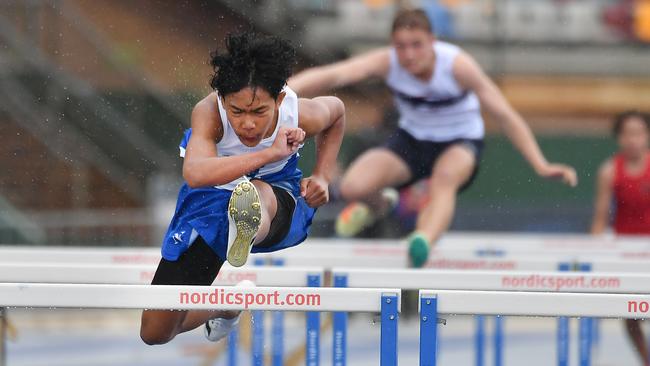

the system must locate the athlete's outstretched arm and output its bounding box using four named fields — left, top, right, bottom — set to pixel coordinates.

left=454, top=52, right=578, bottom=187
left=183, top=94, right=299, bottom=188
left=298, top=96, right=346, bottom=207
left=288, top=48, right=391, bottom=97
left=591, top=160, right=614, bottom=234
